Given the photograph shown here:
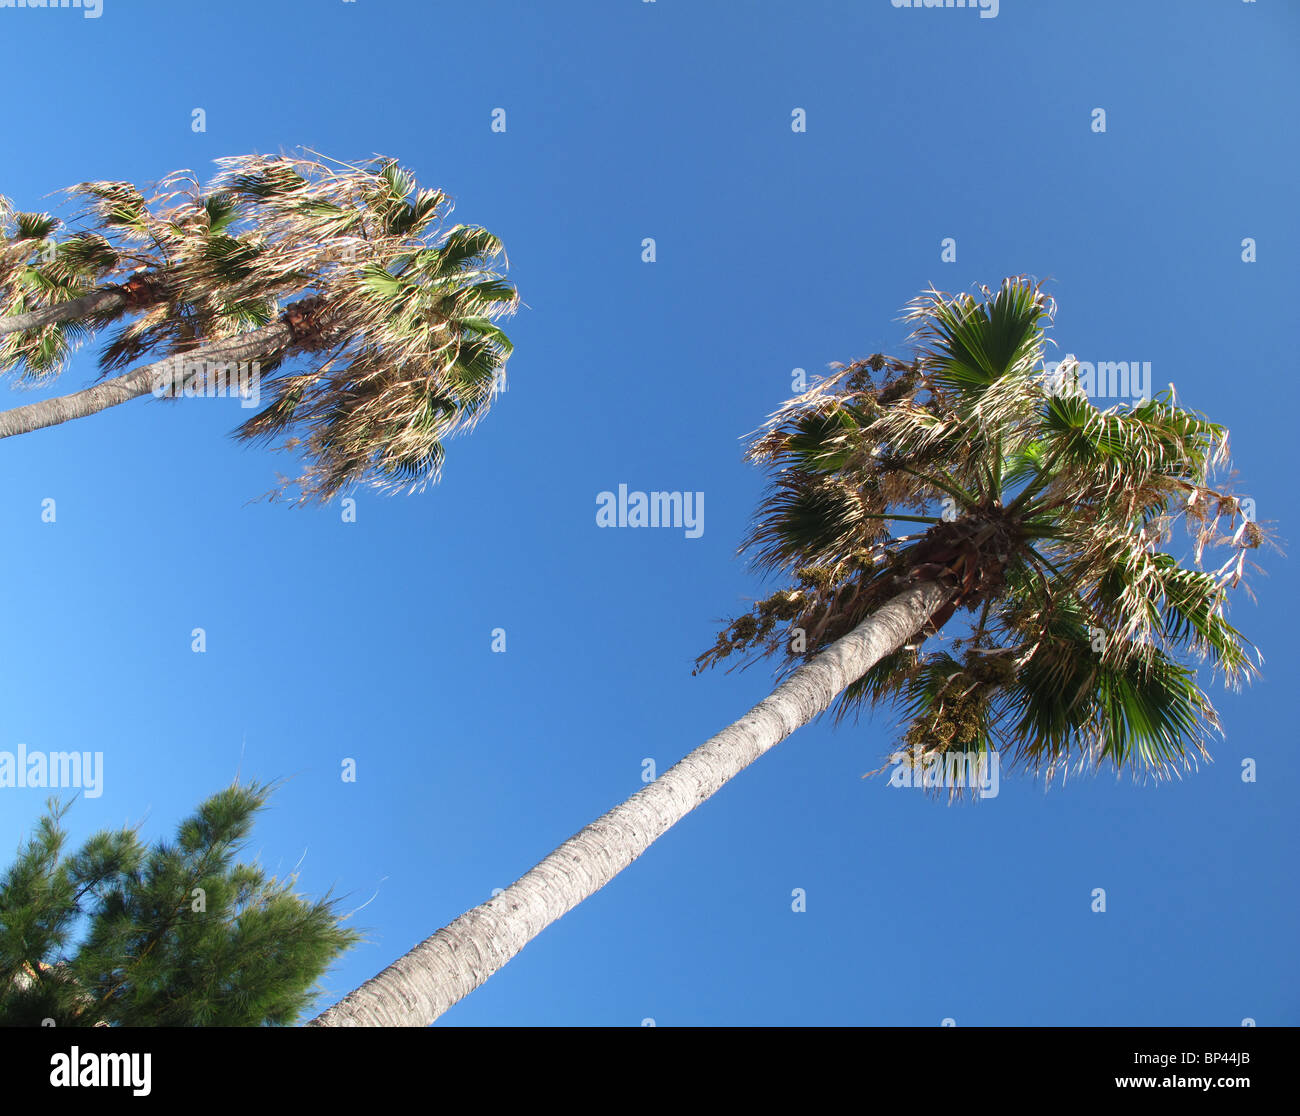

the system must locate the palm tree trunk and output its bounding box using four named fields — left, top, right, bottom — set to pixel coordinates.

left=308, top=578, right=952, bottom=1027
left=0, top=321, right=292, bottom=440
left=0, top=287, right=133, bottom=338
